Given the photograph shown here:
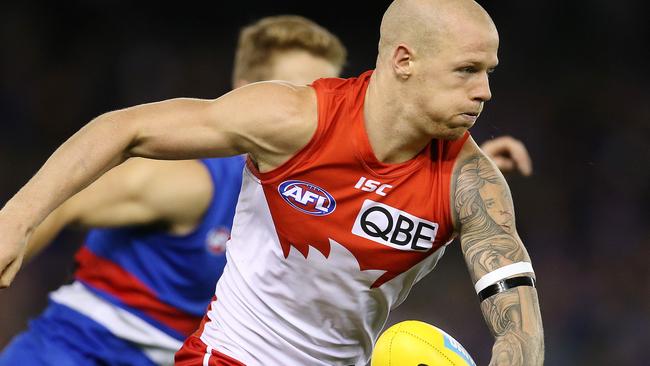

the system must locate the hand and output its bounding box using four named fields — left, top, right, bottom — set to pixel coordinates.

left=0, top=211, right=30, bottom=288
left=488, top=337, right=524, bottom=366
left=480, top=136, right=532, bottom=176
